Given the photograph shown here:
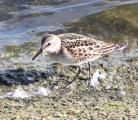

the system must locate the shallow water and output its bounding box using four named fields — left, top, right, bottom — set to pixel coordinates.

left=0, top=0, right=138, bottom=46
